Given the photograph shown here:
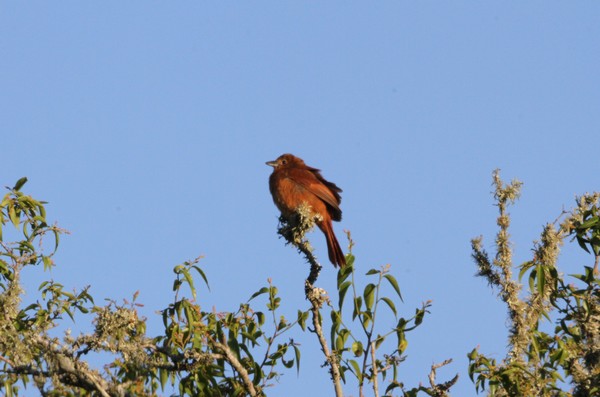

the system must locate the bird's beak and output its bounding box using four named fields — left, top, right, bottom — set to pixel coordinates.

left=266, top=160, right=277, bottom=167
